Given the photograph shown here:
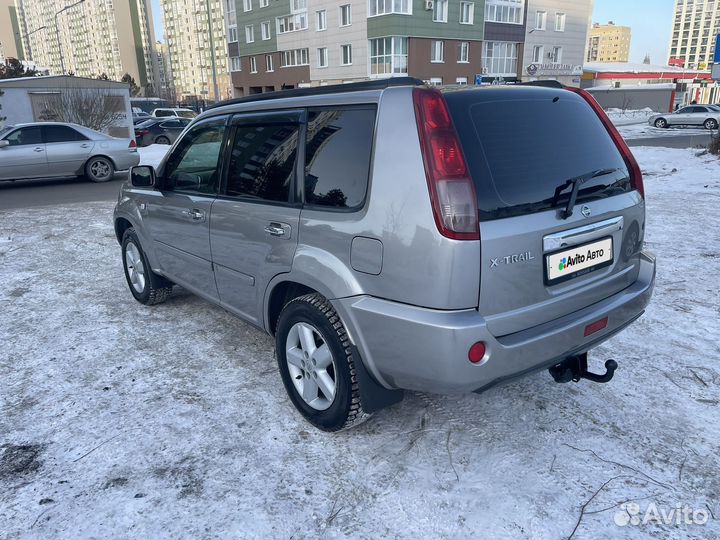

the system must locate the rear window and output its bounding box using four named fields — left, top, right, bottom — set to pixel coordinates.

left=445, top=89, right=631, bottom=221
left=177, top=110, right=196, bottom=118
